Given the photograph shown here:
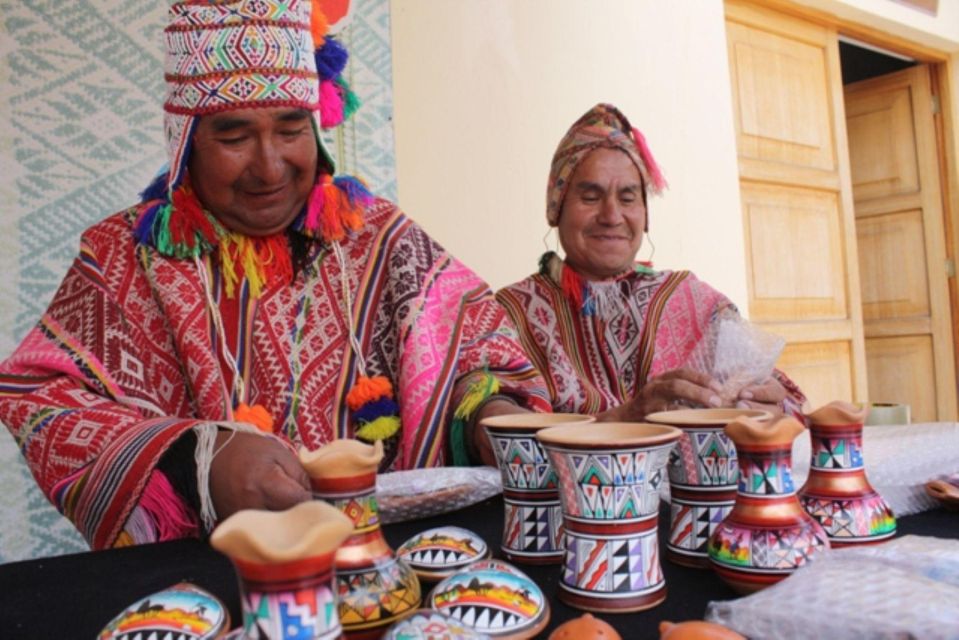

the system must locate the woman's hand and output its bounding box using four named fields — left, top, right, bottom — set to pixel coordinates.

left=735, top=376, right=787, bottom=415
left=598, top=368, right=723, bottom=422
left=209, top=431, right=312, bottom=521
